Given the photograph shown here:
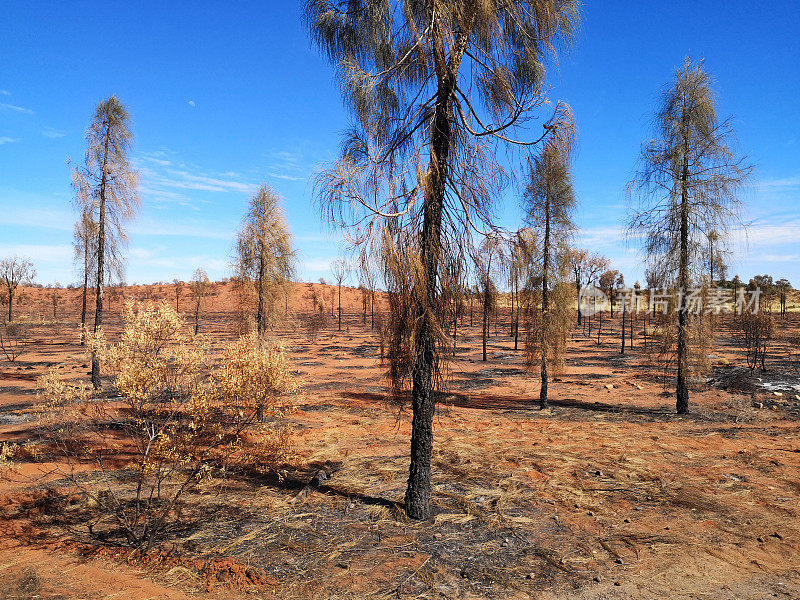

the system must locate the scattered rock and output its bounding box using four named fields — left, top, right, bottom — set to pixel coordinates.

left=605, top=383, right=614, bottom=390
left=593, top=576, right=601, bottom=583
